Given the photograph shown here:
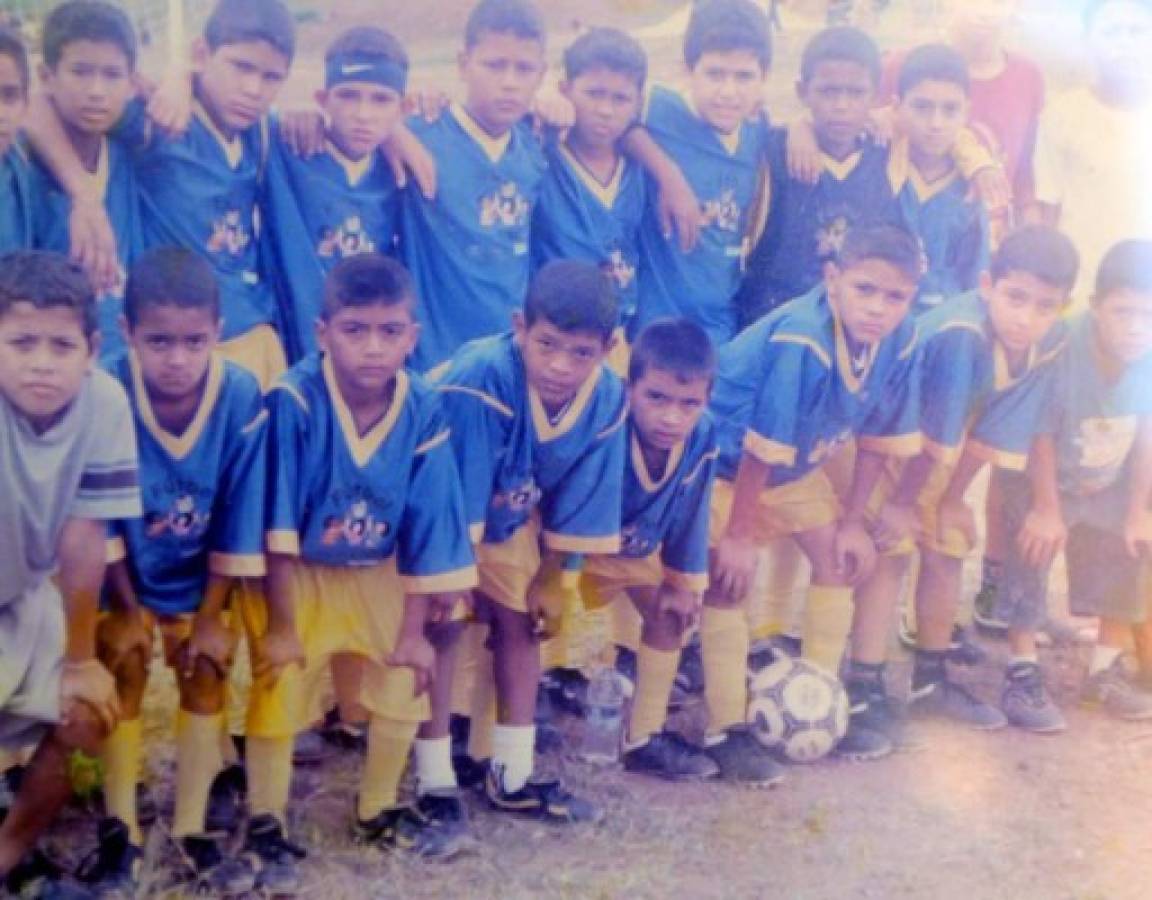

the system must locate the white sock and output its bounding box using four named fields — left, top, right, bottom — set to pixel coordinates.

left=1010, top=655, right=1038, bottom=667
left=490, top=724, right=534, bottom=793
left=413, top=737, right=457, bottom=795
left=1090, top=645, right=1122, bottom=675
